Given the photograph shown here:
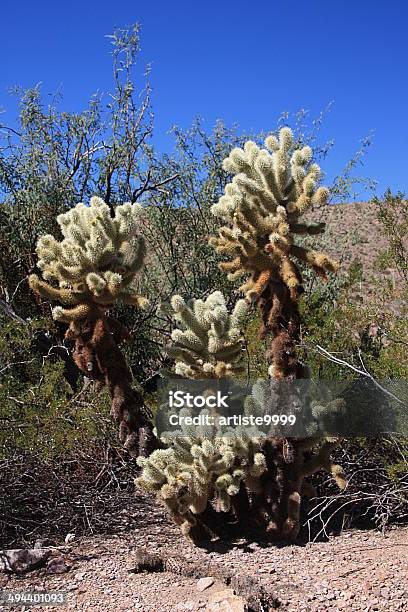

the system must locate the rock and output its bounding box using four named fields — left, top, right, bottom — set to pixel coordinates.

left=206, top=589, right=247, bottom=611
left=74, top=571, right=86, bottom=580
left=46, top=556, right=71, bottom=574
left=380, top=587, right=390, bottom=600
left=65, top=533, right=76, bottom=544
left=197, top=576, right=215, bottom=591
left=34, top=538, right=55, bottom=549
left=0, top=548, right=51, bottom=574
left=175, top=602, right=195, bottom=611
